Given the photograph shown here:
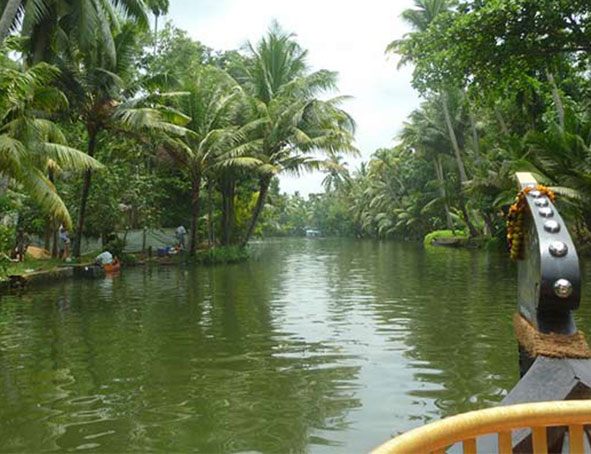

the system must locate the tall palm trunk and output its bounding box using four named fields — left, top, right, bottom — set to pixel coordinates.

left=220, top=173, right=236, bottom=246
left=434, top=155, right=454, bottom=232
left=51, top=220, right=59, bottom=257
left=441, top=92, right=467, bottom=182
left=458, top=193, right=478, bottom=237
left=0, top=0, right=21, bottom=46
left=467, top=106, right=480, bottom=161
left=441, top=92, right=478, bottom=237
left=494, top=107, right=510, bottom=136
left=30, top=18, right=51, bottom=66
left=462, top=90, right=480, bottom=161
left=241, top=175, right=271, bottom=247
left=153, top=13, right=159, bottom=55
left=483, top=212, right=494, bottom=236
left=207, top=178, right=214, bottom=249
left=547, top=72, right=565, bottom=129
left=189, top=173, right=201, bottom=256
left=73, top=128, right=97, bottom=257
left=45, top=168, right=55, bottom=255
